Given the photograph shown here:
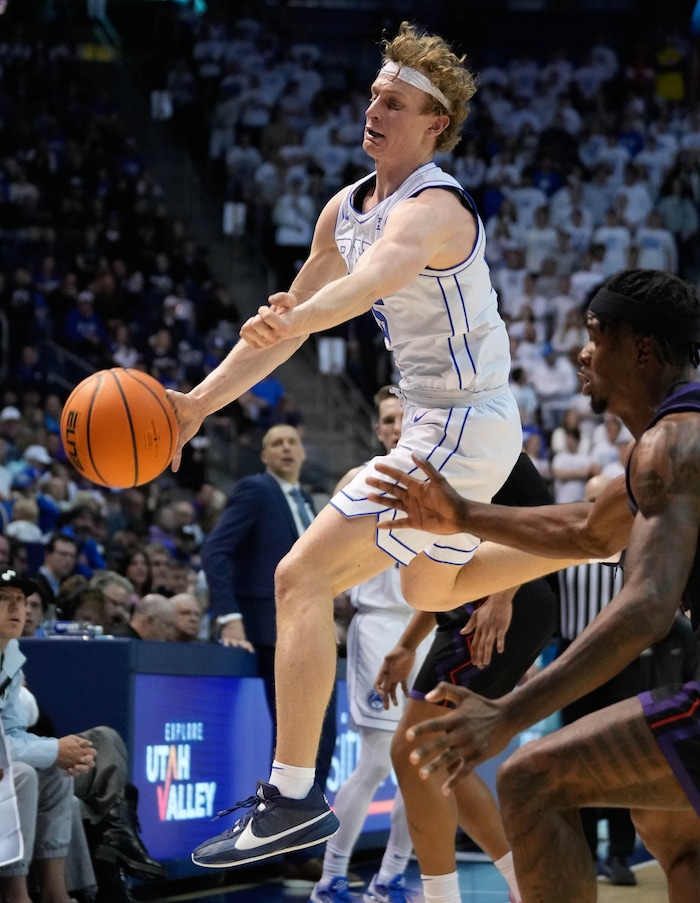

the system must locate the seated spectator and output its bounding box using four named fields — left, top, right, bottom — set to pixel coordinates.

left=509, top=365, right=539, bottom=427
left=55, top=583, right=107, bottom=632
left=550, top=406, right=589, bottom=455
left=238, top=374, right=289, bottom=434
left=117, top=549, right=152, bottom=602
left=172, top=592, right=203, bottom=642
left=548, top=271, right=577, bottom=330
left=147, top=505, right=179, bottom=558
left=111, top=593, right=178, bottom=641
left=36, top=475, right=72, bottom=536
left=614, top=162, right=654, bottom=228
left=536, top=255, right=560, bottom=300
left=169, top=561, right=198, bottom=597
left=522, top=427, right=552, bottom=484
left=109, top=322, right=142, bottom=370
left=62, top=292, right=109, bottom=367
left=20, top=681, right=165, bottom=903
left=522, top=204, right=558, bottom=274
left=171, top=527, right=200, bottom=570
left=492, top=246, right=527, bottom=319
left=0, top=407, right=23, bottom=464
left=56, top=504, right=107, bottom=578
left=551, top=226, right=582, bottom=275
left=593, top=208, right=633, bottom=276
left=271, top=175, right=316, bottom=291
left=31, top=532, right=80, bottom=614
left=511, top=319, right=547, bottom=374
left=0, top=568, right=96, bottom=903
left=14, top=445, right=53, bottom=484
left=5, top=498, right=44, bottom=544
left=657, top=175, right=699, bottom=277
left=551, top=425, right=595, bottom=503
left=21, top=586, right=48, bottom=638
left=631, top=208, right=678, bottom=273
left=550, top=306, right=588, bottom=363
left=89, top=572, right=134, bottom=633
left=528, top=342, right=579, bottom=432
